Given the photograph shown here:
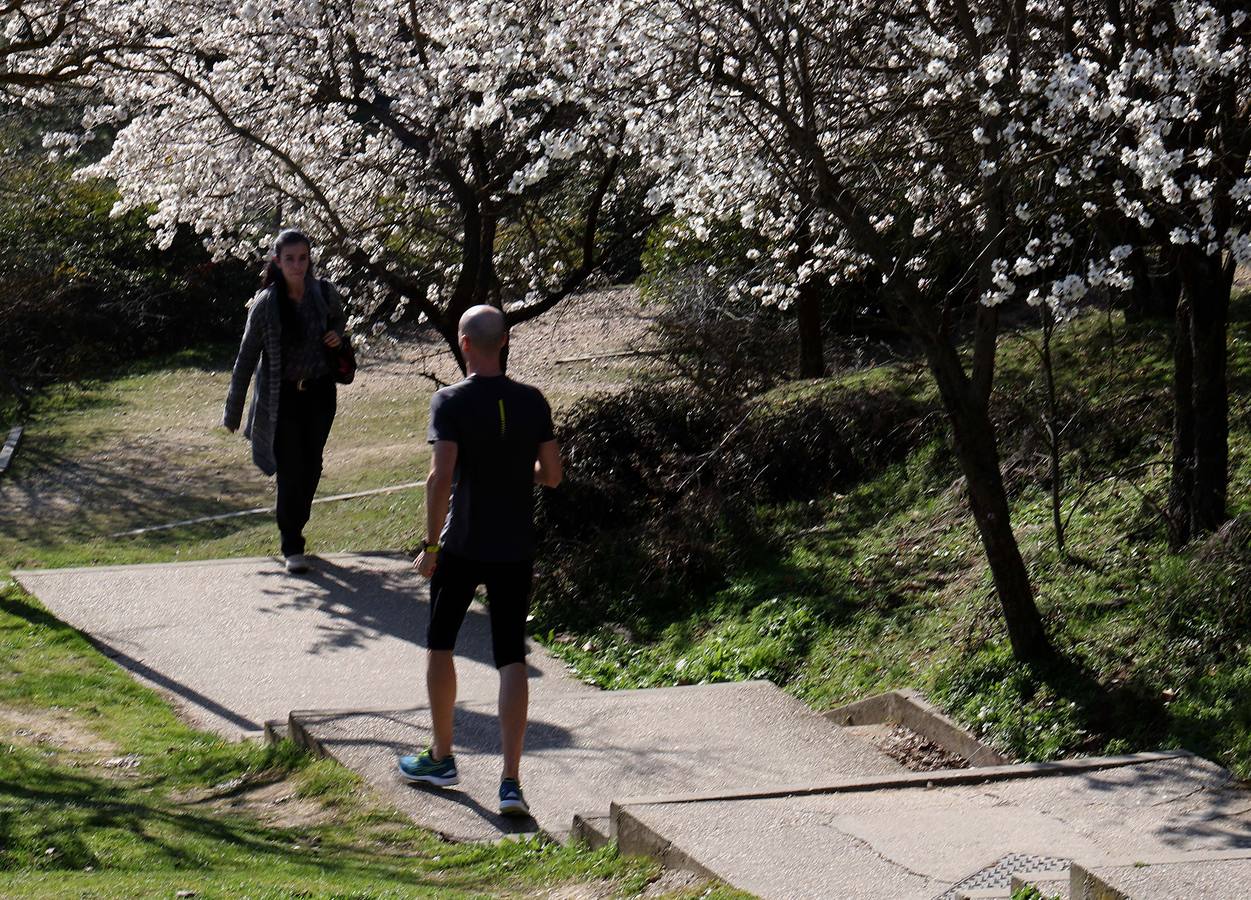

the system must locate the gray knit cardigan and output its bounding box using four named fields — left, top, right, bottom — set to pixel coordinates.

left=223, top=277, right=347, bottom=476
